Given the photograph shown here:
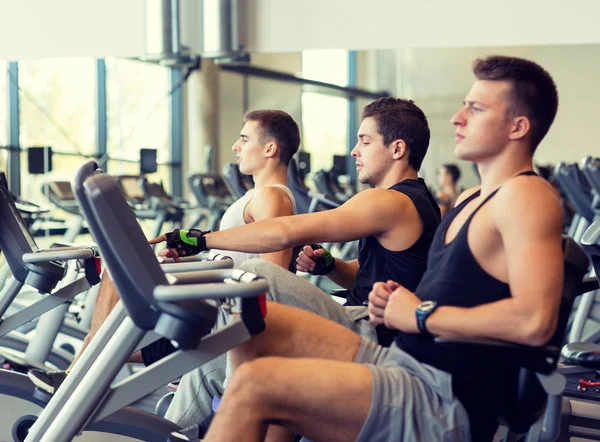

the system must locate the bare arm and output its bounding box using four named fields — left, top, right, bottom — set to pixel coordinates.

left=245, top=187, right=295, bottom=269
left=325, top=259, right=360, bottom=289
left=202, top=188, right=409, bottom=254
left=295, top=244, right=360, bottom=289
left=374, top=178, right=565, bottom=346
